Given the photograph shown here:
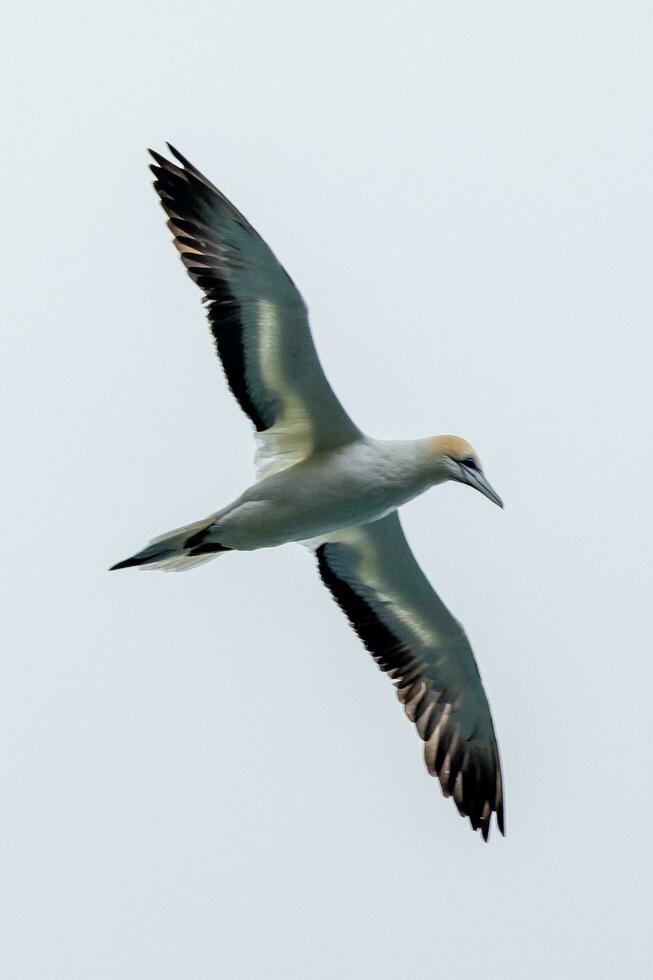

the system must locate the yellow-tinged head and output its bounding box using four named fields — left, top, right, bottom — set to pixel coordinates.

left=424, top=435, right=503, bottom=508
